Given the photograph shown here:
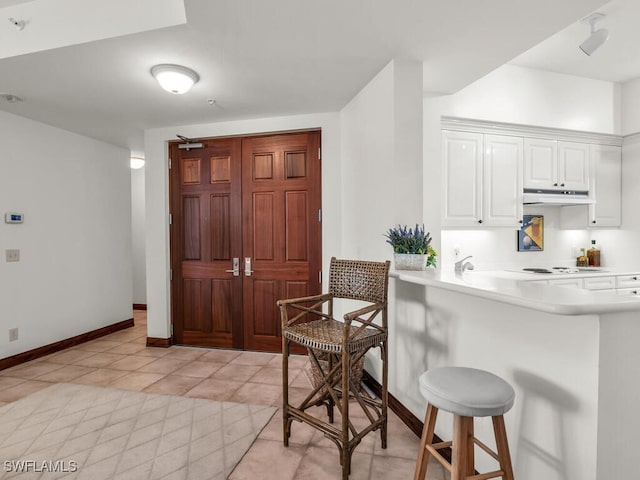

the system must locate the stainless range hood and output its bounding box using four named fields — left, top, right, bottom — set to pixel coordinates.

left=523, top=188, right=594, bottom=205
